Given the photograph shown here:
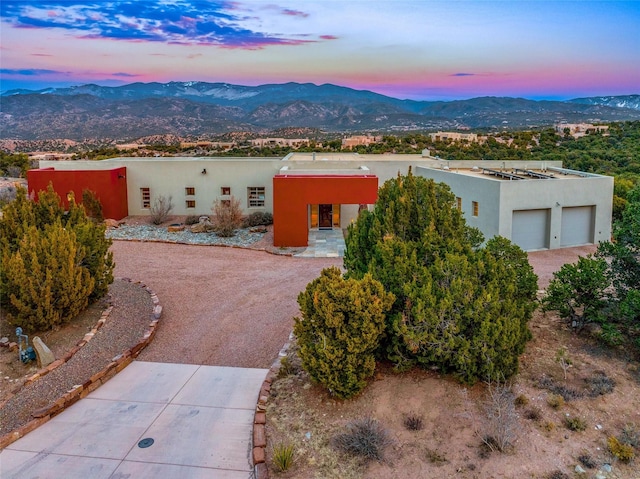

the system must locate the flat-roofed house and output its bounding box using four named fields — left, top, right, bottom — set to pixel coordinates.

left=29, top=152, right=612, bottom=250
